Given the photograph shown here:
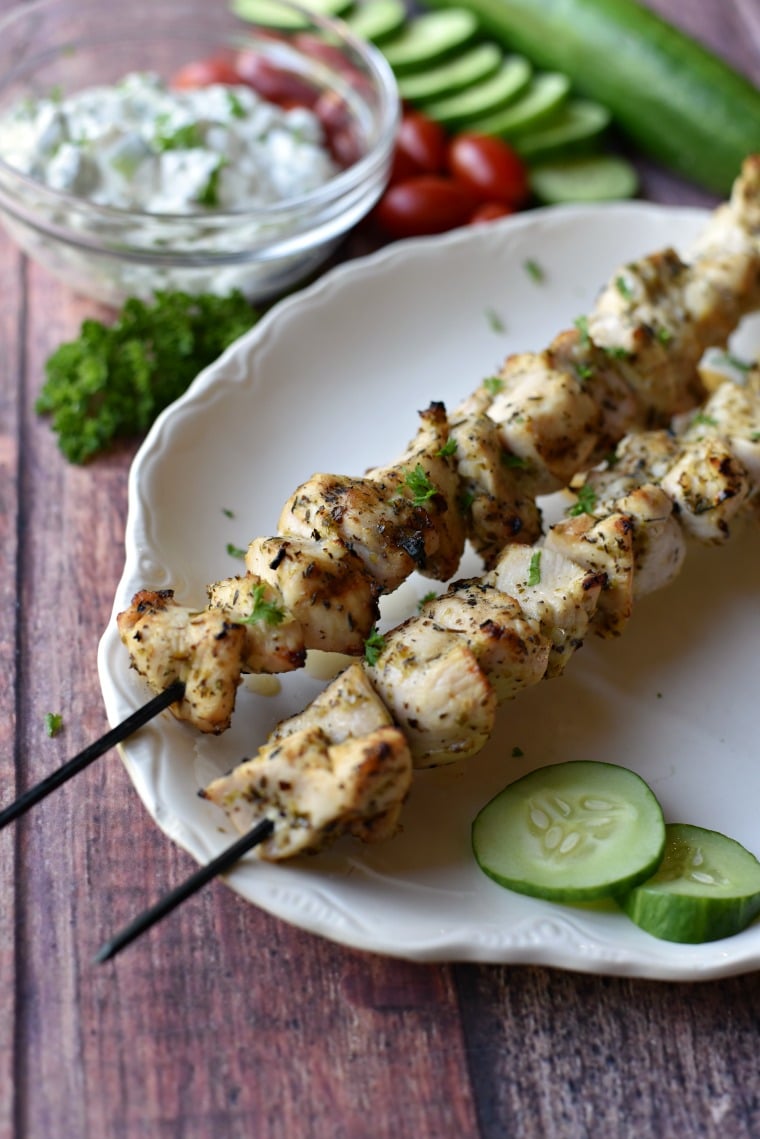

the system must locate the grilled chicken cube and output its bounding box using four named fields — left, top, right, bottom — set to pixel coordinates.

left=491, top=545, right=605, bottom=676
left=203, top=724, right=413, bottom=859
left=449, top=411, right=543, bottom=565
left=678, top=368, right=760, bottom=489
left=206, top=574, right=306, bottom=673
left=270, top=661, right=393, bottom=745
left=660, top=436, right=753, bottom=543
left=245, top=535, right=378, bottom=653
left=487, top=352, right=602, bottom=493
left=582, top=429, right=681, bottom=512
left=116, top=589, right=246, bottom=733
left=366, top=619, right=497, bottom=767
left=543, top=511, right=635, bottom=637
left=419, top=578, right=550, bottom=702
left=614, top=484, right=686, bottom=598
